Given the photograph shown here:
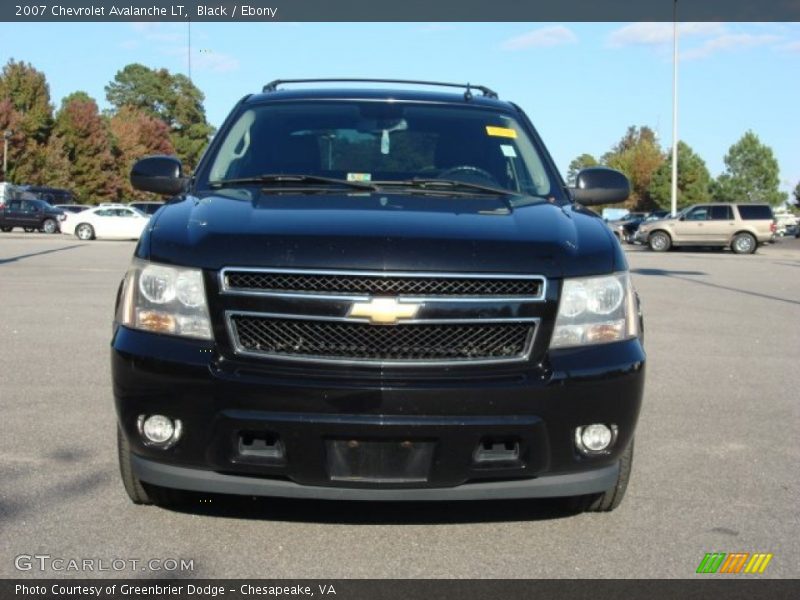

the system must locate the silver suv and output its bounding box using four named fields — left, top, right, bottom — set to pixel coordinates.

left=636, top=203, right=775, bottom=254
